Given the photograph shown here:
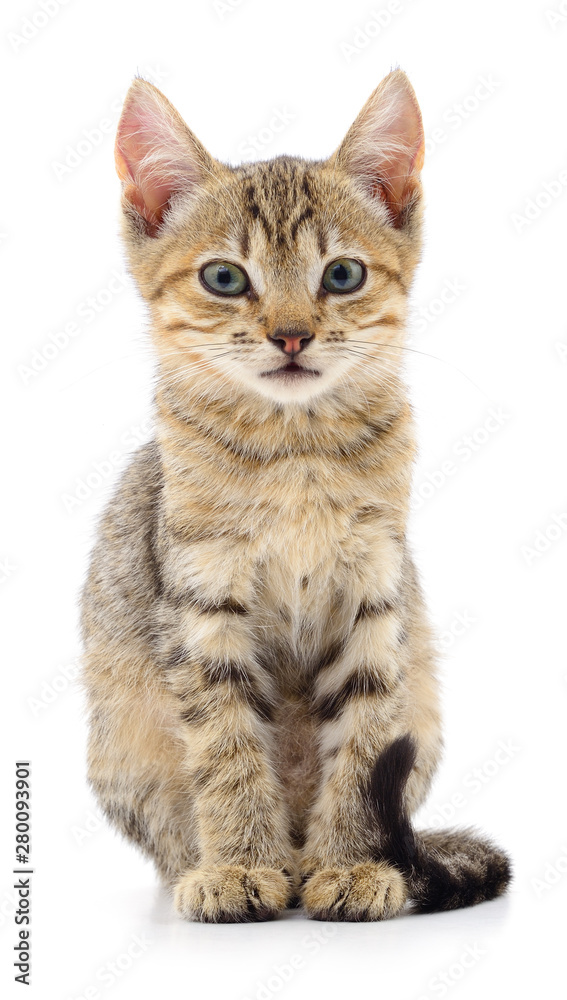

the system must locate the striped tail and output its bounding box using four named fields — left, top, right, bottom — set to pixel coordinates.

left=367, top=735, right=512, bottom=913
